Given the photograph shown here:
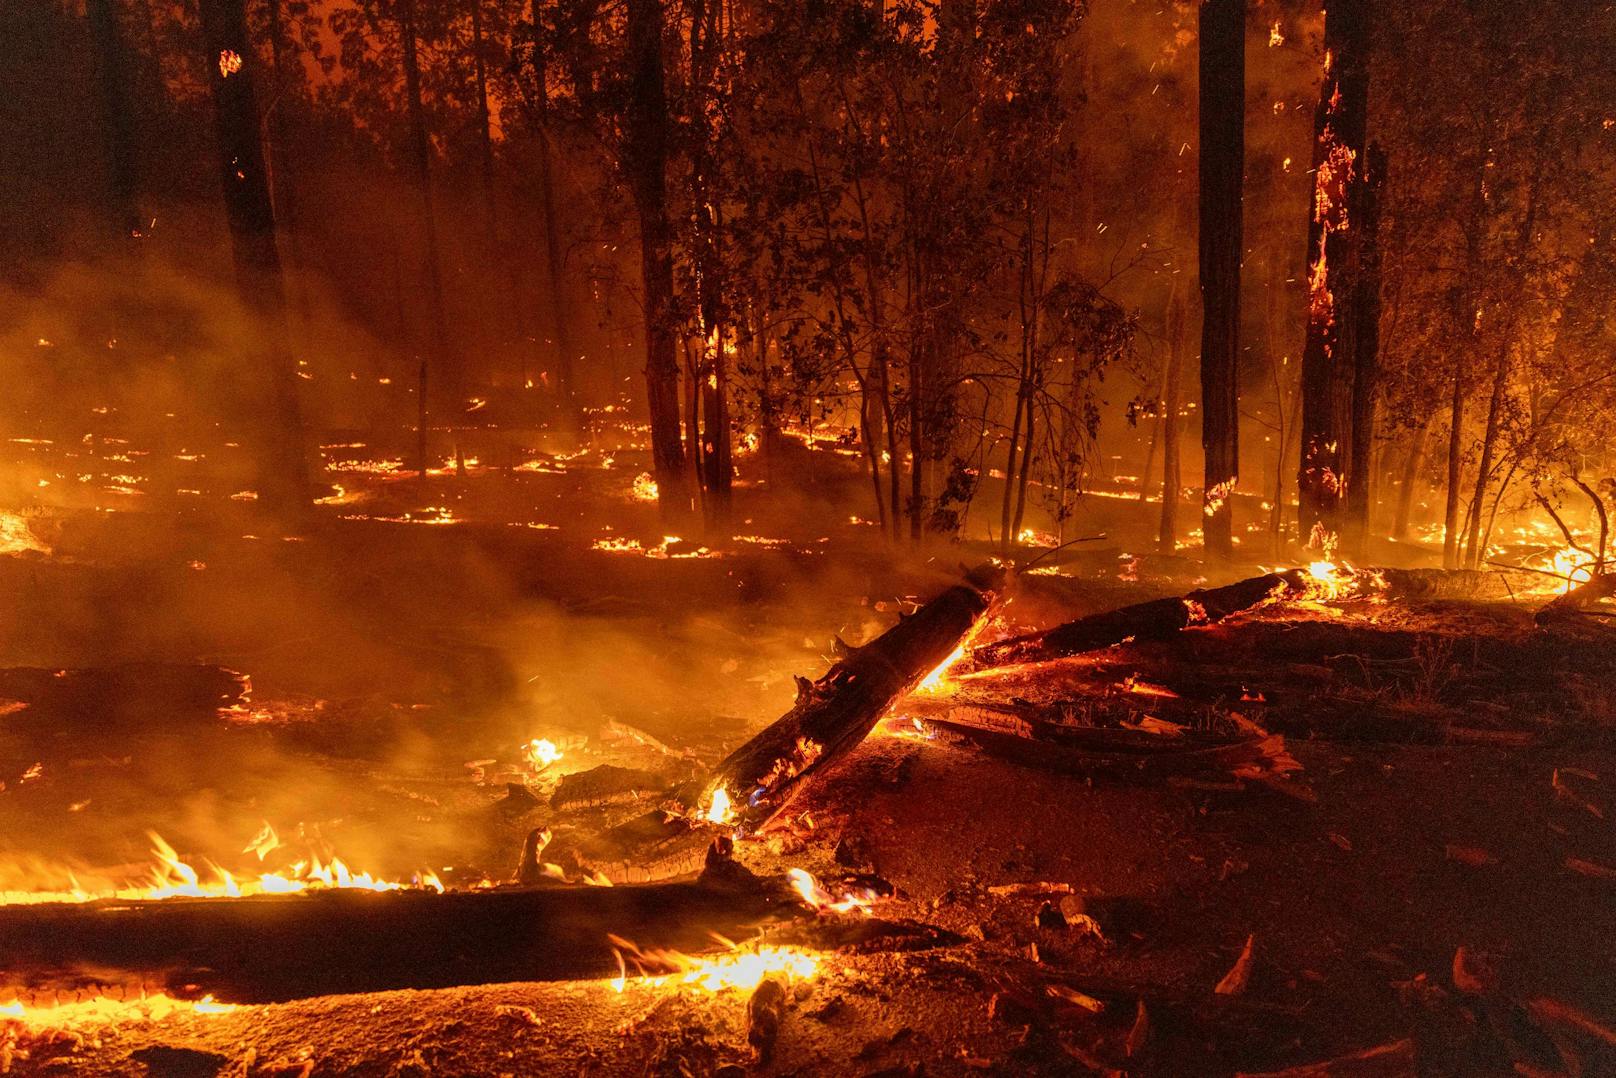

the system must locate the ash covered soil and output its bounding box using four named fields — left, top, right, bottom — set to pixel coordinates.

left=0, top=499, right=1612, bottom=1076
